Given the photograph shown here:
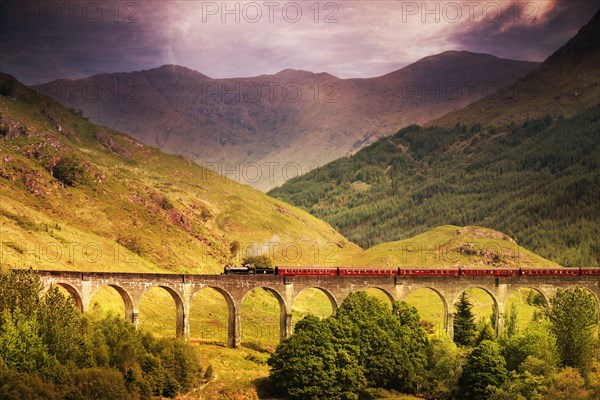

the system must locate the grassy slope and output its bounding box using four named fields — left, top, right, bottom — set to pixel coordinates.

left=349, top=225, right=561, bottom=268
left=0, top=72, right=362, bottom=273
